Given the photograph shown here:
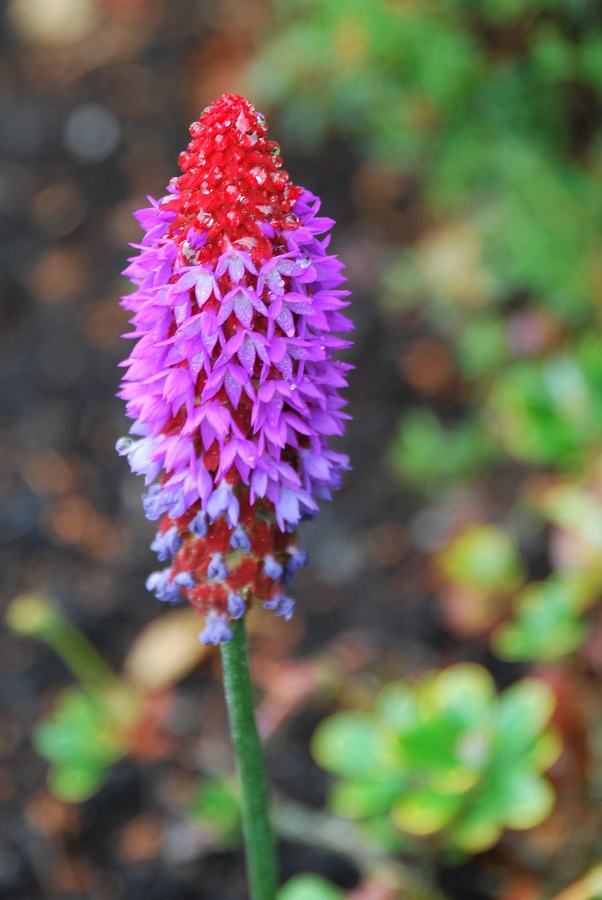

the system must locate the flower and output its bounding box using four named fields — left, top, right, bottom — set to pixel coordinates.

left=117, top=93, right=352, bottom=640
